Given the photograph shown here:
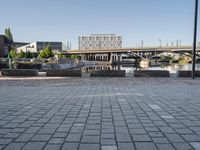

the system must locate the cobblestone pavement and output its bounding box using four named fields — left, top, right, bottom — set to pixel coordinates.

left=1, top=77, right=200, bottom=150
